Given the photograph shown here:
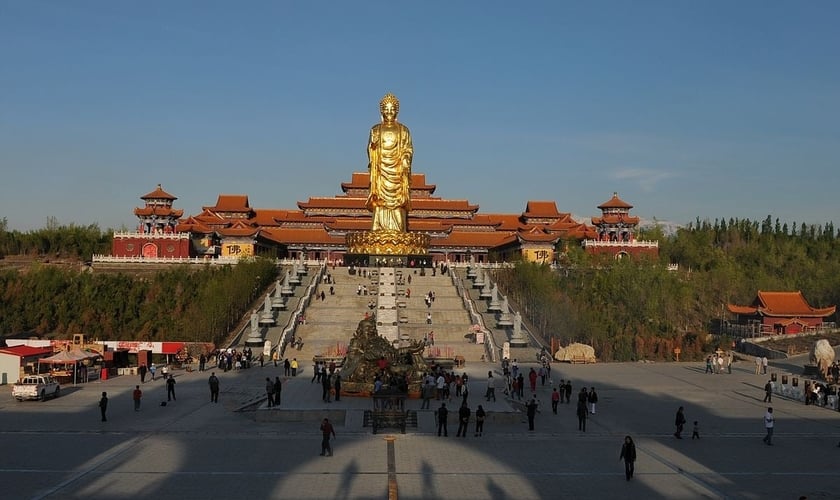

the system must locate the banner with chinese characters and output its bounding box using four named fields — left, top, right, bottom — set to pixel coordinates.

left=522, top=248, right=554, bottom=263
left=221, top=243, right=254, bottom=257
